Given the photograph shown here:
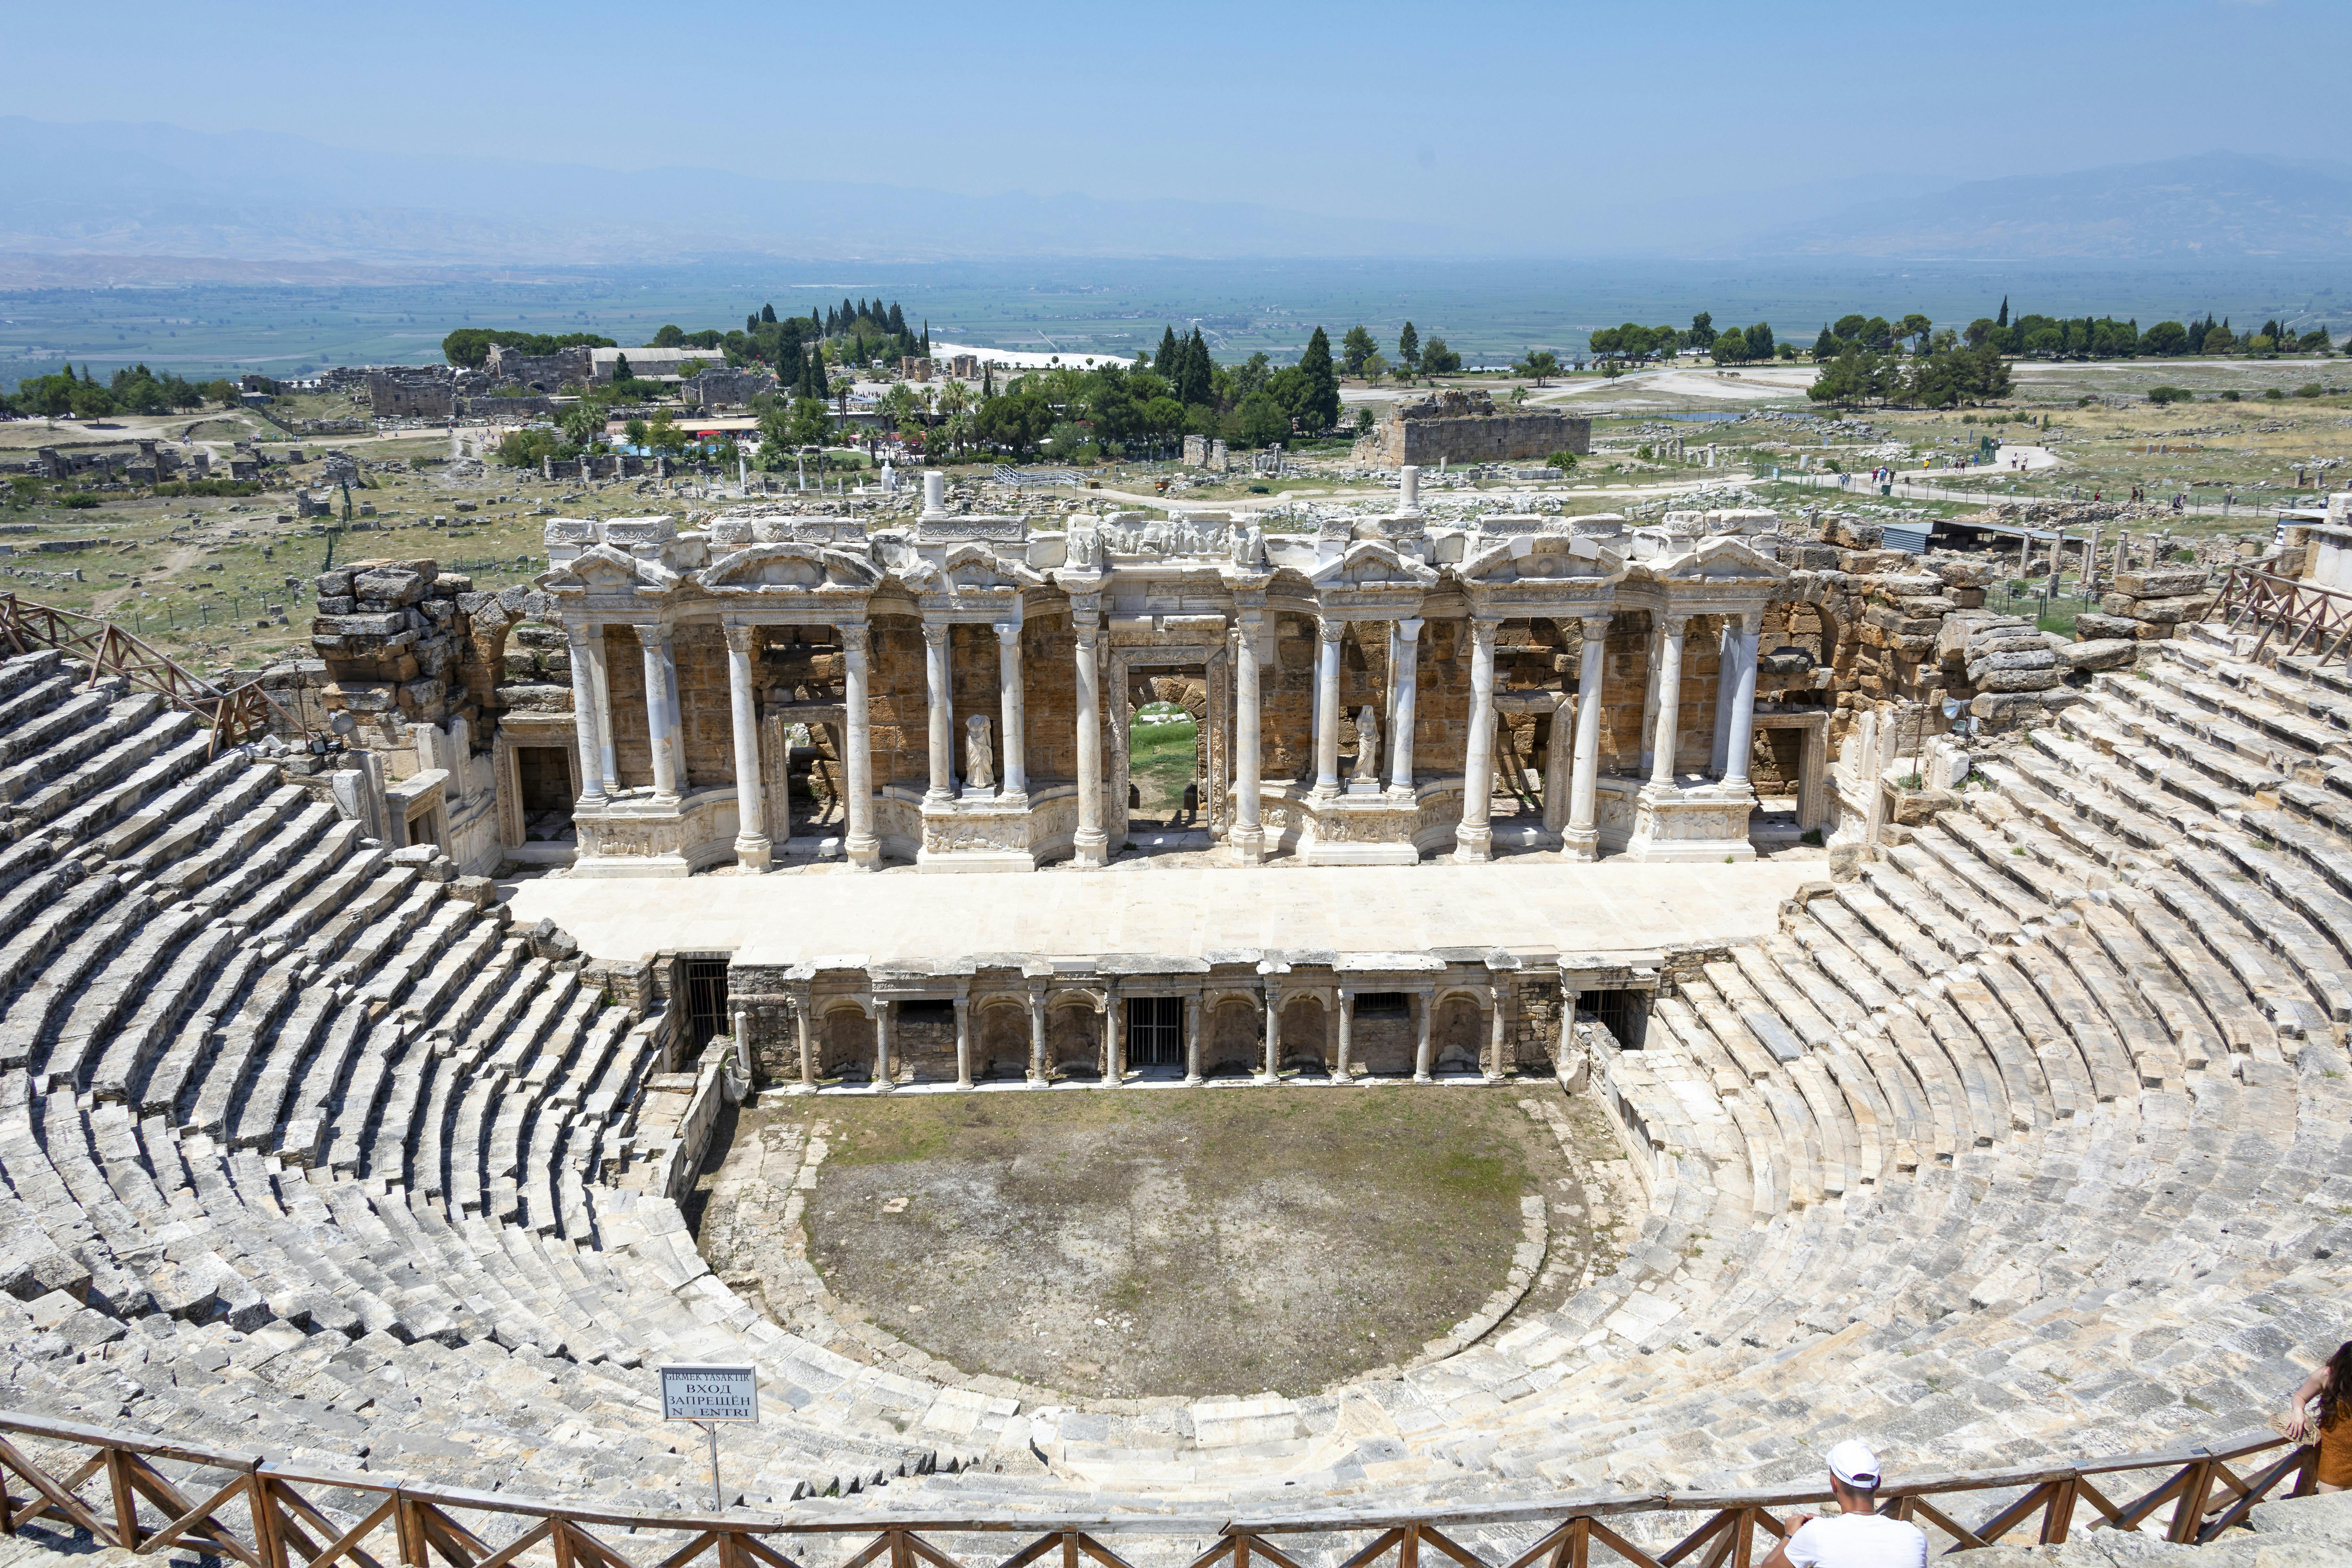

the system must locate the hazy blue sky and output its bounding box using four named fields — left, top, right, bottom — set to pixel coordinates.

left=13, top=0, right=2346, bottom=218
